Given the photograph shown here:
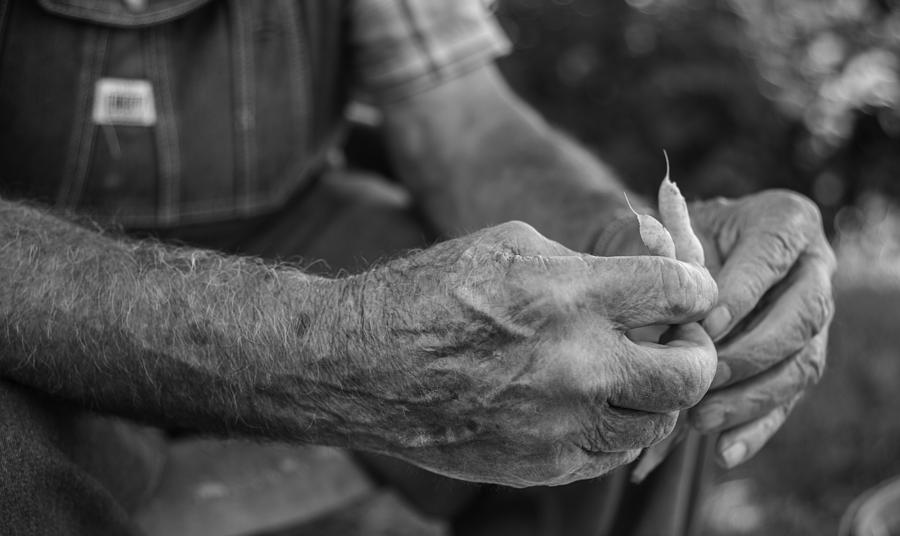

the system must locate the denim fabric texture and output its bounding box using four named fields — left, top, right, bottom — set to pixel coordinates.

left=0, top=0, right=348, bottom=228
